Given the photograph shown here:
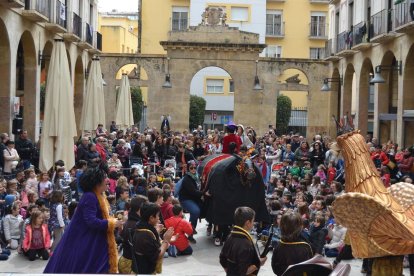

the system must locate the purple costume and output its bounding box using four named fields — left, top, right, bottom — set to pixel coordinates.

left=44, top=192, right=110, bottom=273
